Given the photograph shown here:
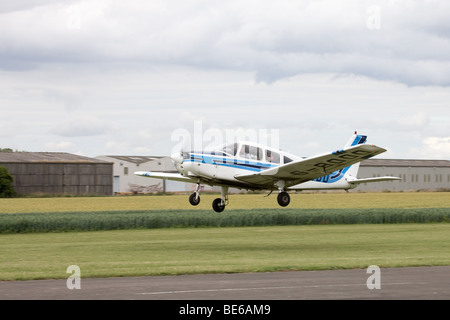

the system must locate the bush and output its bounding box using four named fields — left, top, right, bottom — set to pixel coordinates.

left=0, top=166, right=16, bottom=198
